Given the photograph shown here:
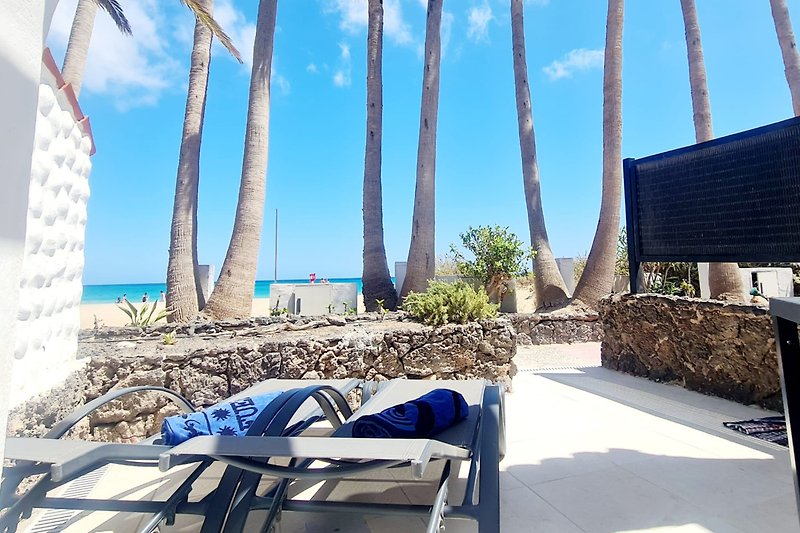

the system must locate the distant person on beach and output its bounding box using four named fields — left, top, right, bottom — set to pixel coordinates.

left=309, top=273, right=316, bottom=284
left=321, top=278, right=330, bottom=284
left=122, top=293, right=128, bottom=302
left=160, top=291, right=166, bottom=303
left=142, top=292, right=149, bottom=303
